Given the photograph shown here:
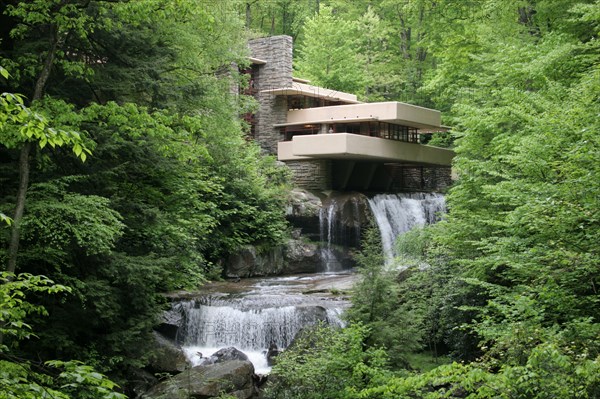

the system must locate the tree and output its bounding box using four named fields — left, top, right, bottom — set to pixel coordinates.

left=418, top=0, right=600, bottom=367
left=265, top=323, right=390, bottom=399
left=0, top=272, right=126, bottom=399
left=292, top=0, right=599, bottom=392
left=242, top=0, right=316, bottom=40
left=294, top=6, right=366, bottom=95
left=1, top=0, right=290, bottom=391
left=0, top=79, right=90, bottom=274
